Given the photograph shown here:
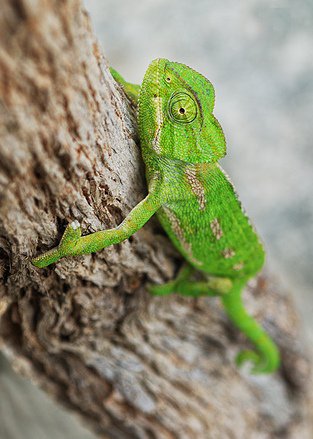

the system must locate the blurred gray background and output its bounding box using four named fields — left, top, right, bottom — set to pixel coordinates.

left=1, top=1, right=312, bottom=438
